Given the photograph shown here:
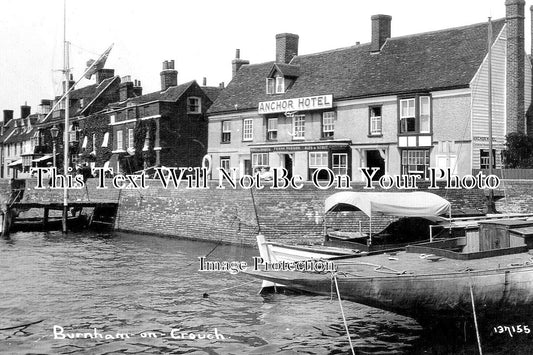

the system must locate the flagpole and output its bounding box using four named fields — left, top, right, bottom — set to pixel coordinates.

left=62, top=0, right=69, bottom=233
